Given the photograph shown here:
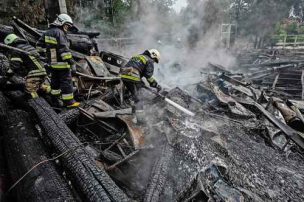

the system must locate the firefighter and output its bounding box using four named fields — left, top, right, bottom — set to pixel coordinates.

left=120, top=49, right=162, bottom=103
left=36, top=14, right=80, bottom=108
left=3, top=34, right=48, bottom=98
